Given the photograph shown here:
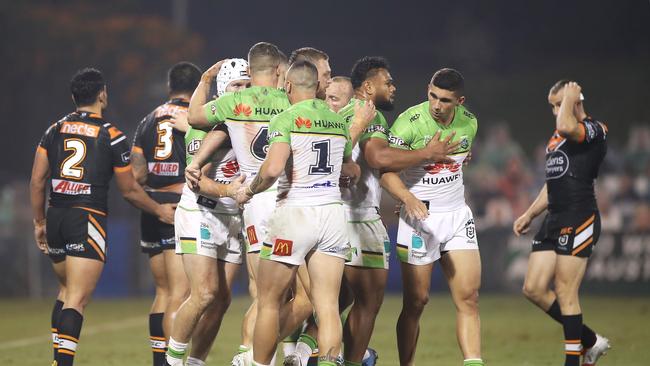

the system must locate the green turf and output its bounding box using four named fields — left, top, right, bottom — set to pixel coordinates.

left=0, top=295, right=647, bottom=365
